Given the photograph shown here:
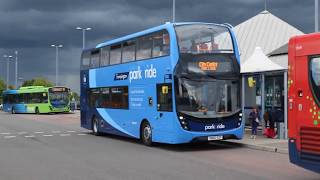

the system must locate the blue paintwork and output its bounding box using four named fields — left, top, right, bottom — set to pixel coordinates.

left=289, top=139, right=320, bottom=173
left=81, top=22, right=244, bottom=144
left=2, top=90, right=19, bottom=113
